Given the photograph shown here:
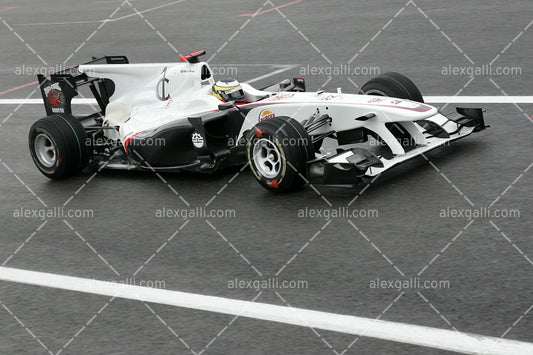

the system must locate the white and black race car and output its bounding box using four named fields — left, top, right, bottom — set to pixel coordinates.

left=29, top=51, right=487, bottom=192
